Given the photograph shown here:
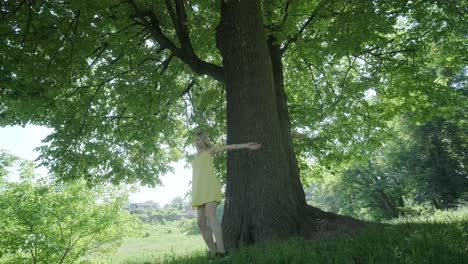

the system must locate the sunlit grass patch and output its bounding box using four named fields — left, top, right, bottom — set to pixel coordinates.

left=85, top=207, right=468, bottom=264
left=151, top=208, right=465, bottom=264
left=85, top=221, right=205, bottom=264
